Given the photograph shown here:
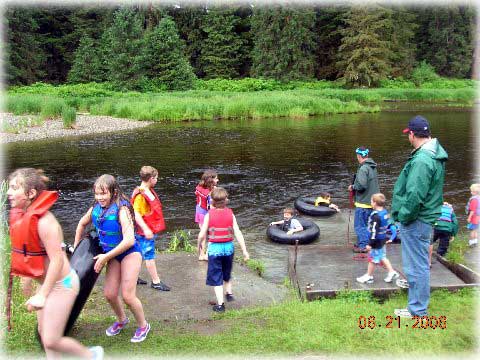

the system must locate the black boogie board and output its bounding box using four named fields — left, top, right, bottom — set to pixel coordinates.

left=64, top=230, right=103, bottom=335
